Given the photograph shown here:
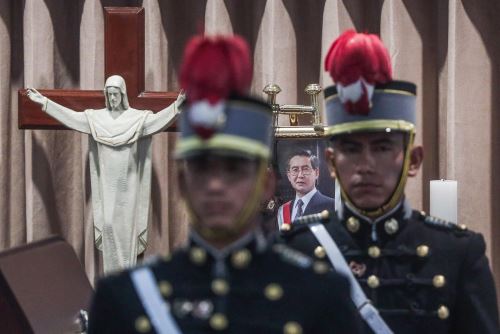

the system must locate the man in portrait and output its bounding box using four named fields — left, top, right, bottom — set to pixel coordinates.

left=277, top=149, right=334, bottom=228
